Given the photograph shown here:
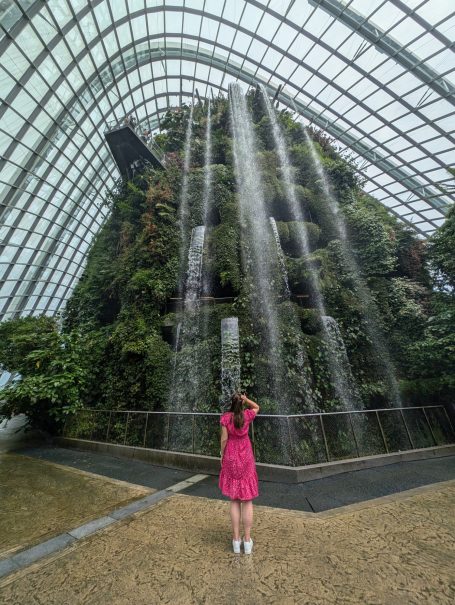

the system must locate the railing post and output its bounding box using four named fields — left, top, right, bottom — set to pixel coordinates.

left=143, top=412, right=148, bottom=448
left=89, top=410, right=96, bottom=440
left=123, top=412, right=130, bottom=445
left=348, top=413, right=360, bottom=458
left=192, top=414, right=196, bottom=454
left=400, top=409, right=414, bottom=449
left=106, top=410, right=112, bottom=442
left=319, top=414, right=330, bottom=462
left=62, top=413, right=69, bottom=437
left=441, top=405, right=455, bottom=439
left=166, top=414, right=171, bottom=450
left=422, top=407, right=437, bottom=446
left=286, top=416, right=295, bottom=466
left=251, top=422, right=256, bottom=459
left=376, top=410, right=389, bottom=453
